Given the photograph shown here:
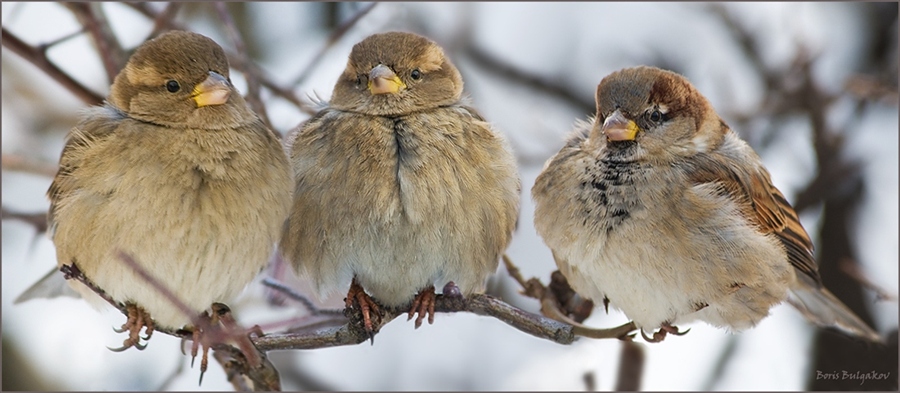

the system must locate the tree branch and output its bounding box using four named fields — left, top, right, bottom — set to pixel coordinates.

left=1, top=27, right=104, bottom=105
left=1, top=208, right=48, bottom=234
left=212, top=2, right=272, bottom=131
left=464, top=43, right=595, bottom=115
left=290, top=2, right=378, bottom=87
left=62, top=2, right=127, bottom=83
